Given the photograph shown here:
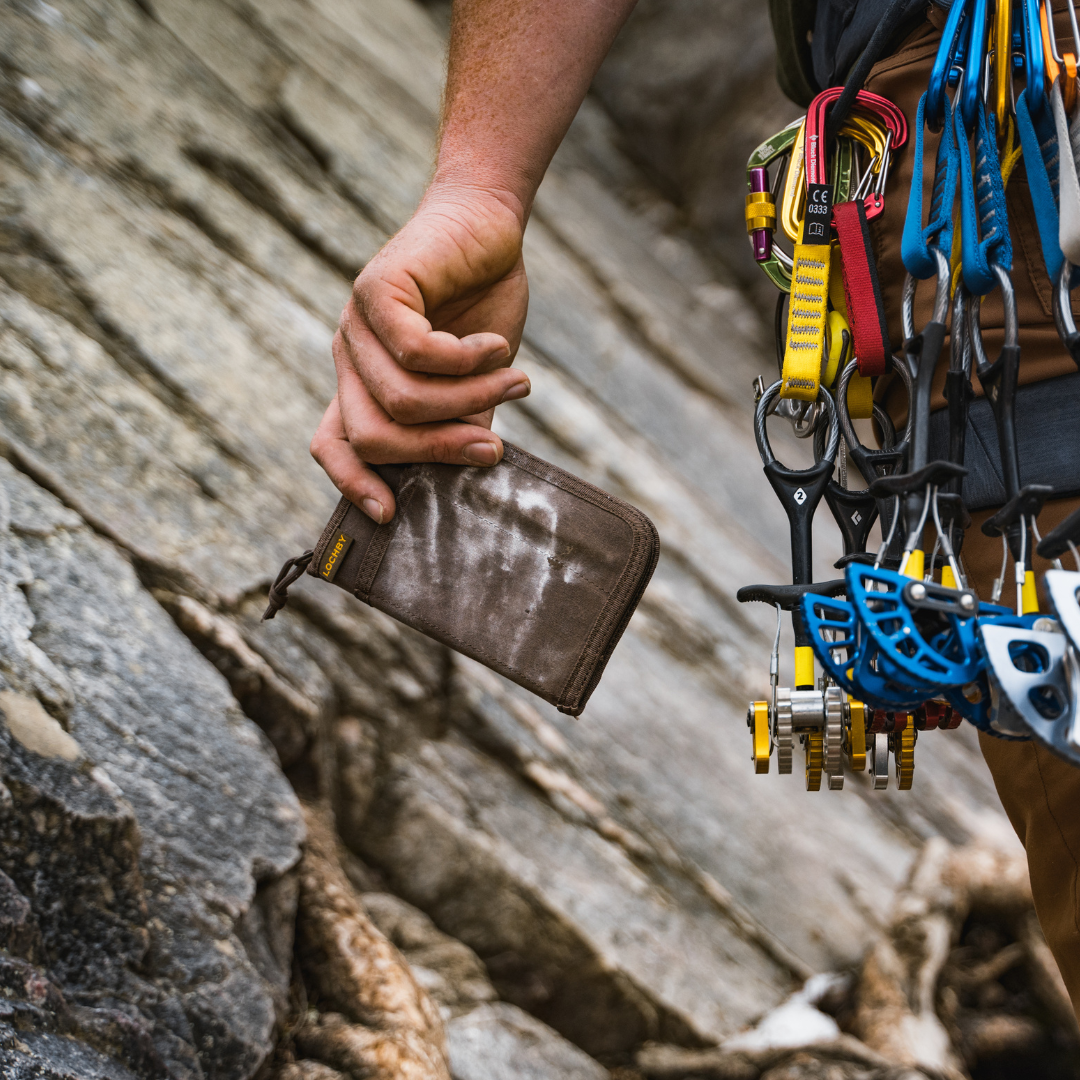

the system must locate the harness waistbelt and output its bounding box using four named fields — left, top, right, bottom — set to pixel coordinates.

left=928, top=371, right=1080, bottom=510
